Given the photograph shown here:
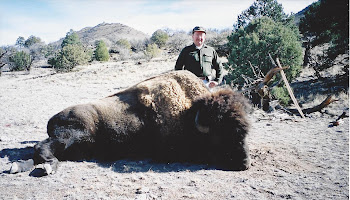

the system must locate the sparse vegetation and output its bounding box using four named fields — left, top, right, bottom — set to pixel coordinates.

left=271, top=86, right=290, bottom=105
left=151, top=29, right=169, bottom=48
left=15, top=36, right=25, bottom=48
left=116, top=39, right=131, bottom=50
left=144, top=43, right=161, bottom=60
left=130, top=39, right=149, bottom=53
left=49, top=30, right=90, bottom=72
left=9, top=50, right=32, bottom=71
left=49, top=44, right=90, bottom=72
left=205, top=29, right=231, bottom=57
left=299, top=0, right=349, bottom=74
left=166, top=31, right=191, bottom=54
left=109, top=39, right=133, bottom=61
left=0, top=49, right=6, bottom=76
left=13, top=35, right=47, bottom=69
left=24, top=35, right=42, bottom=48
